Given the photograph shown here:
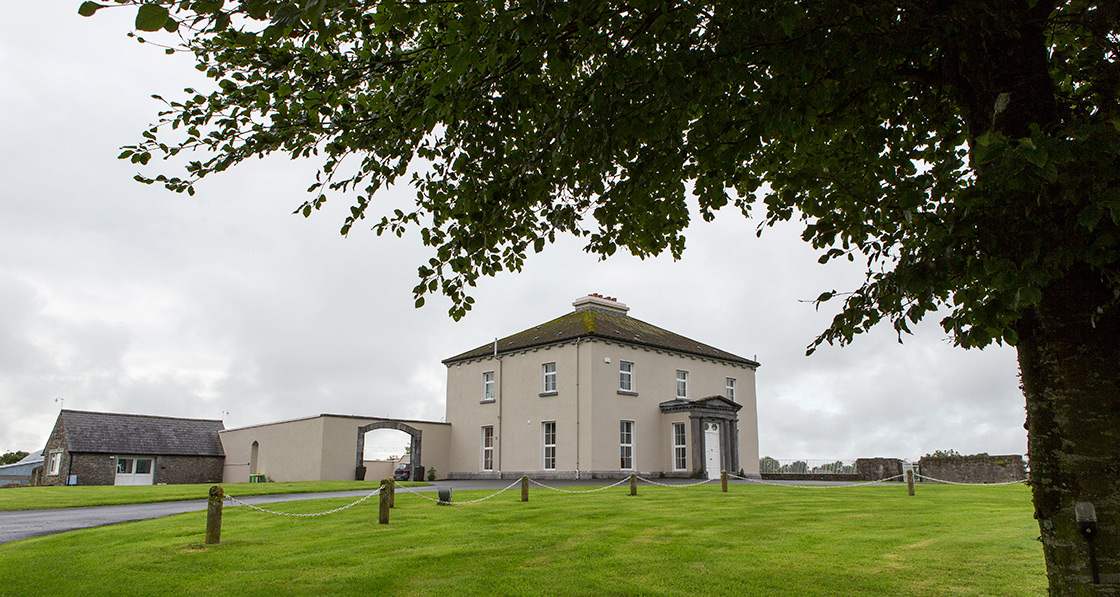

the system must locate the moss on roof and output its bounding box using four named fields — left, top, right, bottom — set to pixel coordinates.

left=443, top=307, right=757, bottom=367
